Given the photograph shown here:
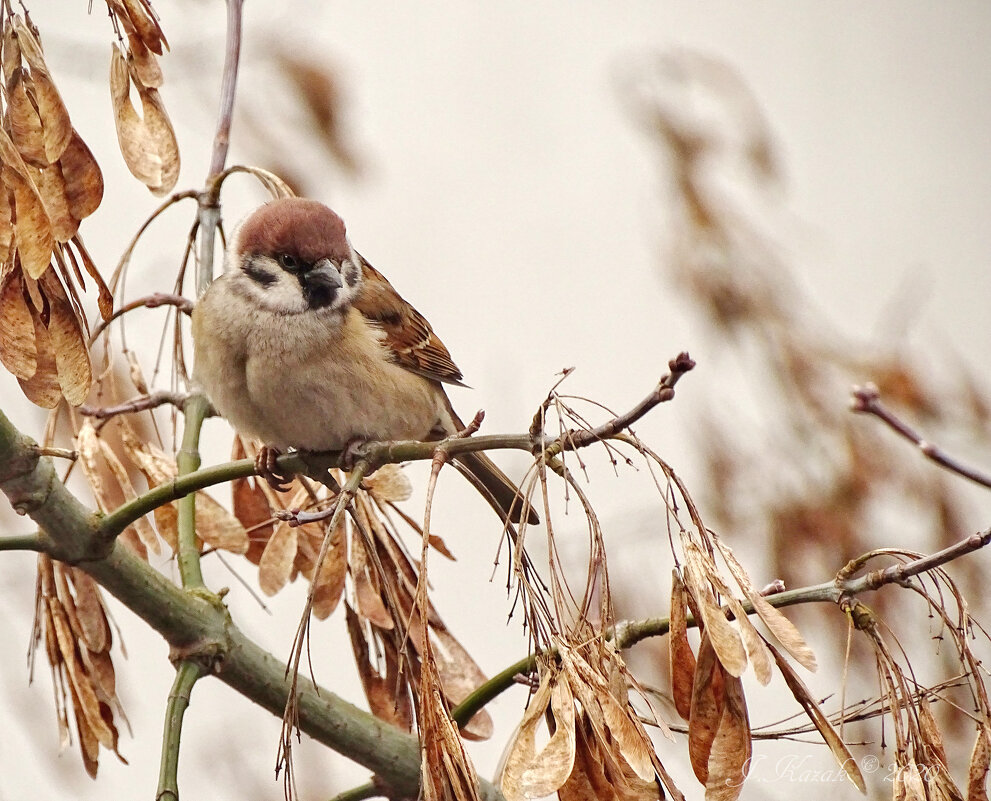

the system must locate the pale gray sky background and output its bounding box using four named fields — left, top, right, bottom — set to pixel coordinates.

left=2, top=3, right=990, bottom=800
